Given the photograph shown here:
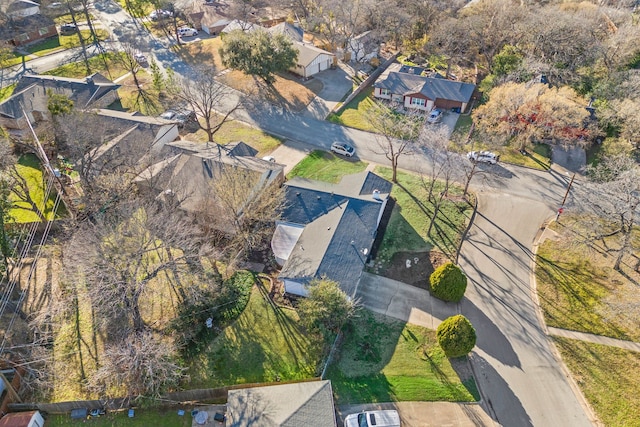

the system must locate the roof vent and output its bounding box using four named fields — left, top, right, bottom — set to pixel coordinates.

left=296, top=192, right=301, bottom=196
left=317, top=196, right=321, bottom=200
